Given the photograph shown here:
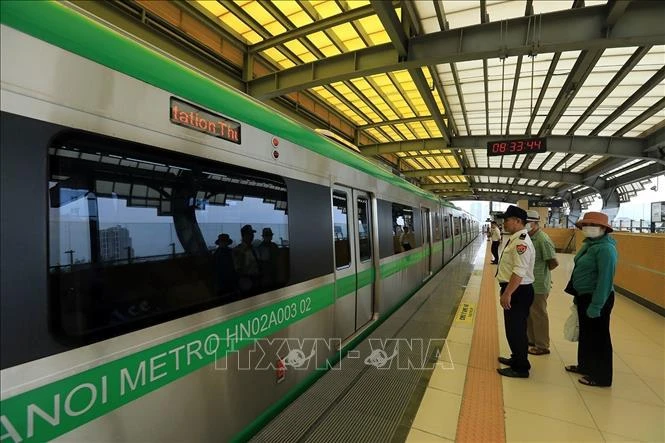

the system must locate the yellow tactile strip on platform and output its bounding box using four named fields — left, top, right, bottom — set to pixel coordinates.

left=455, top=244, right=506, bottom=442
